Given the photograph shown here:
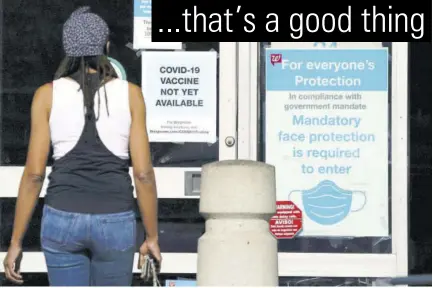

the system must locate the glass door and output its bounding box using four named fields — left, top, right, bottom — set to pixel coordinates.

left=237, top=42, right=408, bottom=284
left=133, top=42, right=237, bottom=274
left=0, top=0, right=238, bottom=278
